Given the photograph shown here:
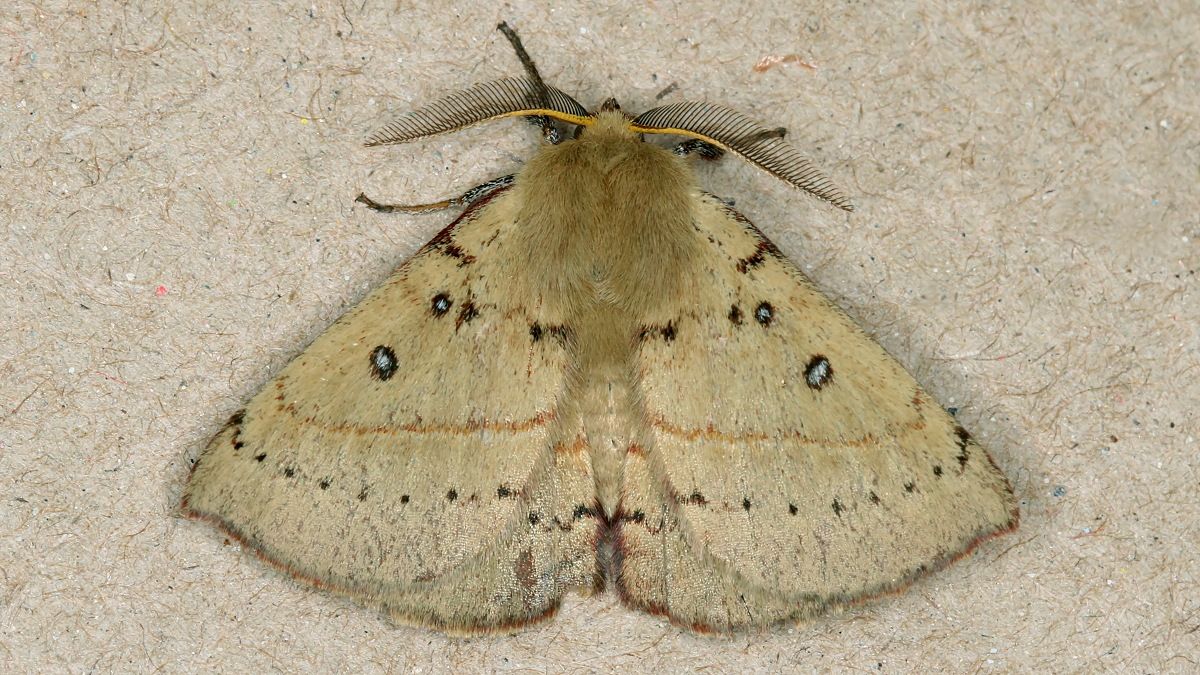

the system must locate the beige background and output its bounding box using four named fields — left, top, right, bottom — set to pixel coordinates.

left=2, top=1, right=1197, bottom=672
